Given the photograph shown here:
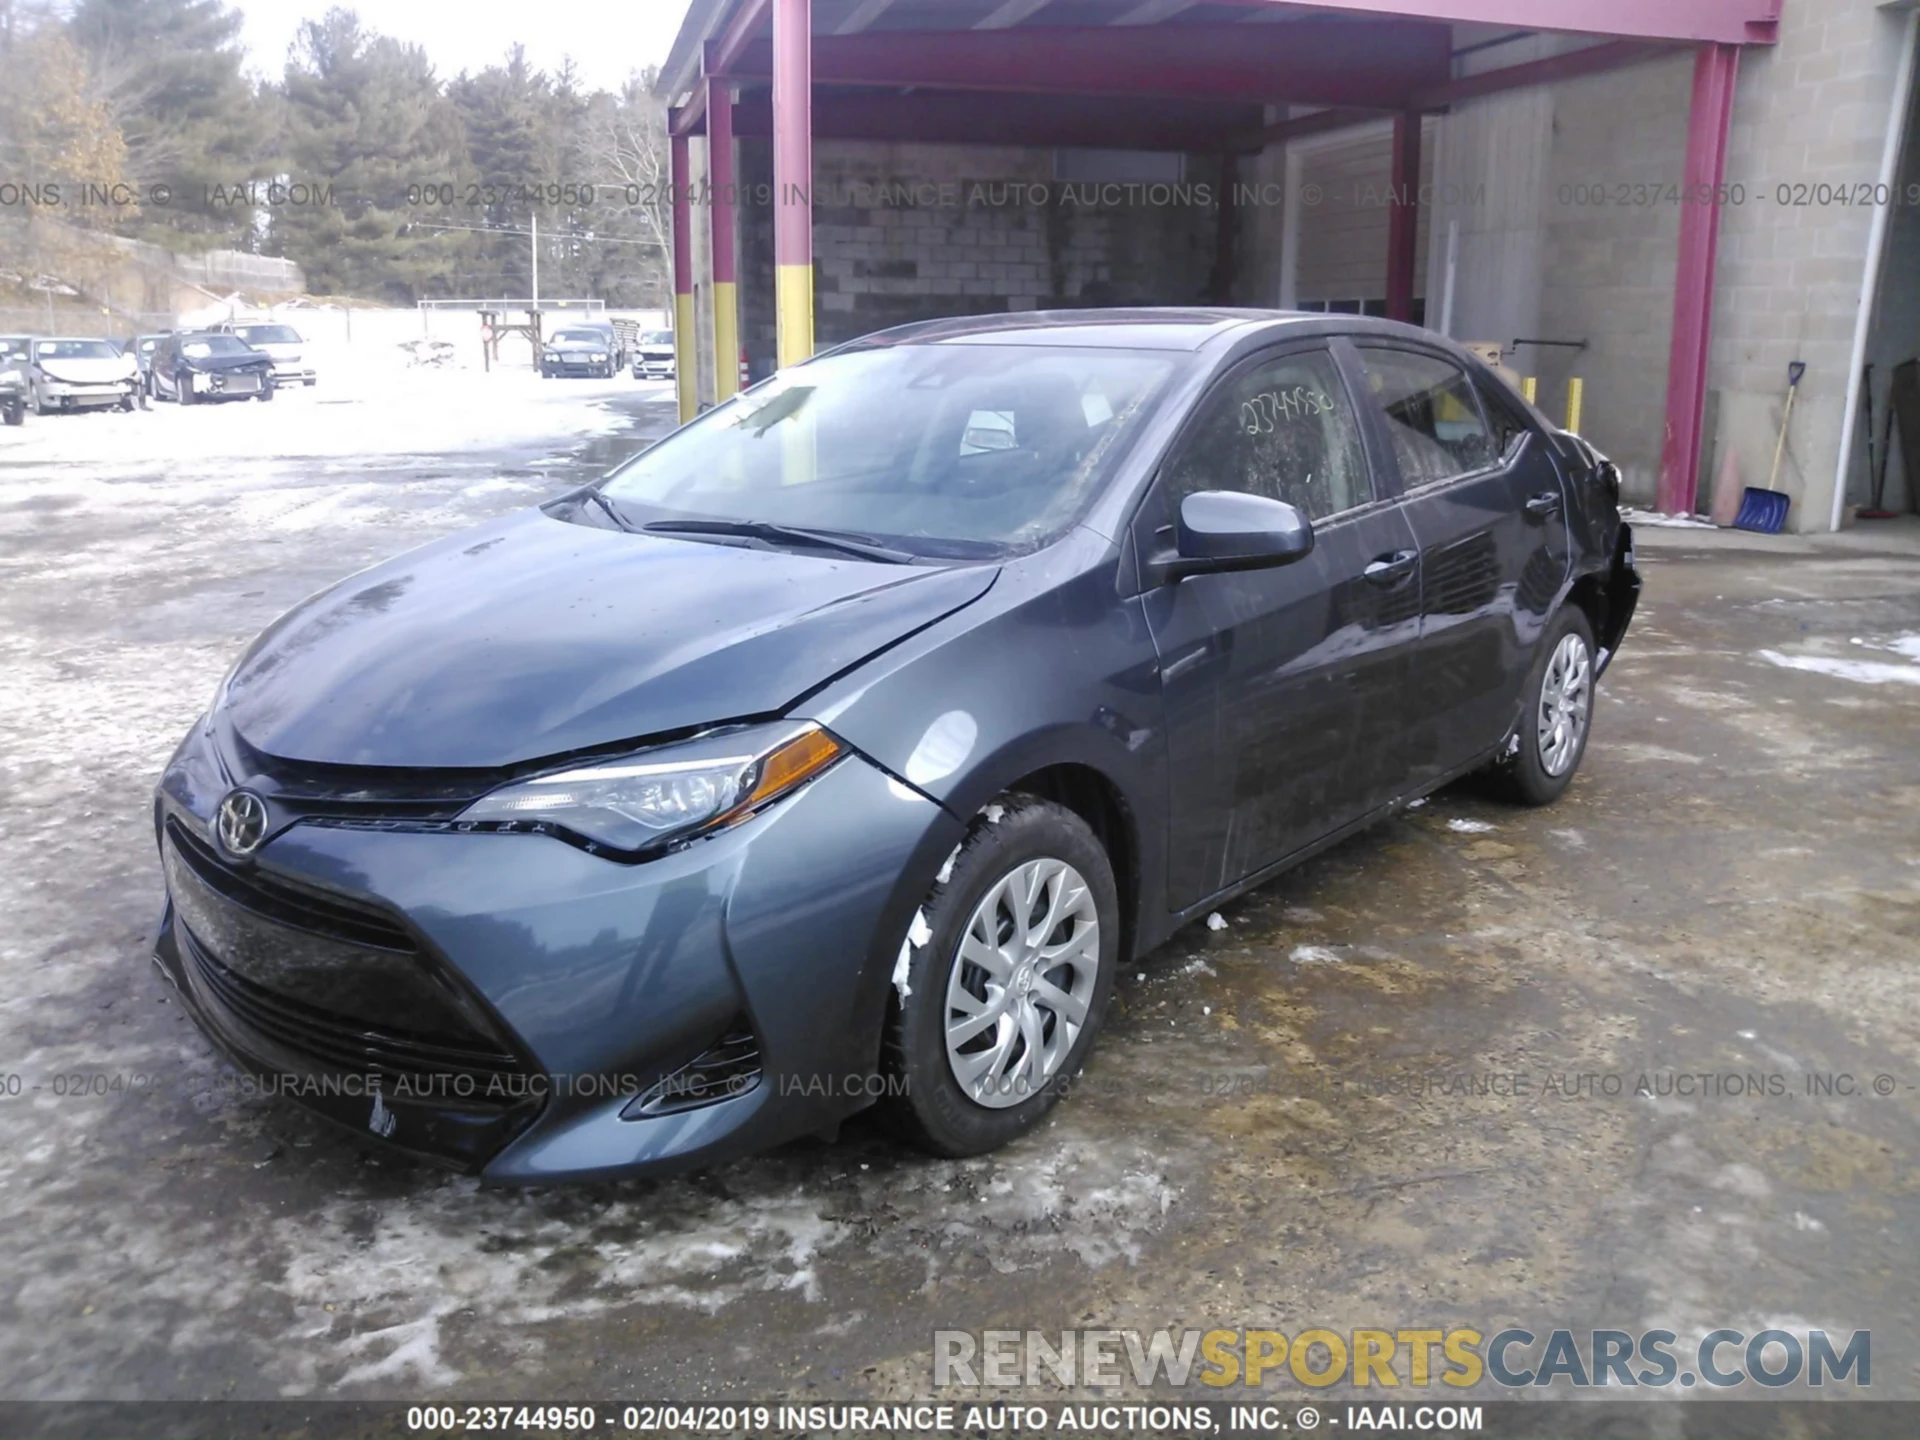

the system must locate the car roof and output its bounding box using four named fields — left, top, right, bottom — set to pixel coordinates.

left=851, top=307, right=1296, bottom=353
